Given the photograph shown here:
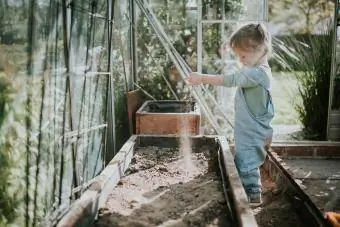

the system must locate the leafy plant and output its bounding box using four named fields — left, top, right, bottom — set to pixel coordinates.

left=273, top=25, right=332, bottom=140
left=0, top=73, right=18, bottom=225
left=268, top=0, right=334, bottom=34
left=136, top=0, right=243, bottom=100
